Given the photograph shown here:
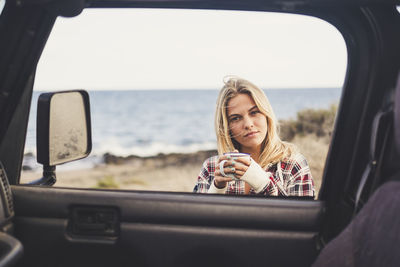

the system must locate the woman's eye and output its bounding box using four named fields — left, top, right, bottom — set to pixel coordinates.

left=251, top=110, right=260, bottom=115
left=229, top=117, right=239, bottom=122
